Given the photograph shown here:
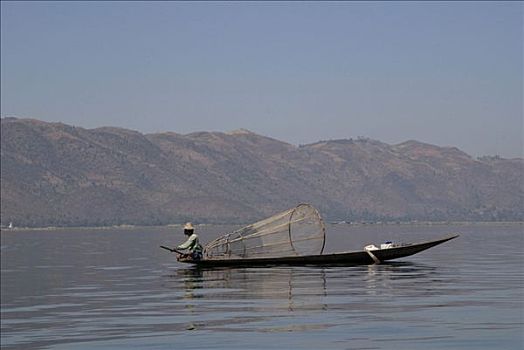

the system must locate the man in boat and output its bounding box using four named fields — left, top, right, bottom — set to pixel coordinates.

left=176, top=222, right=203, bottom=261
